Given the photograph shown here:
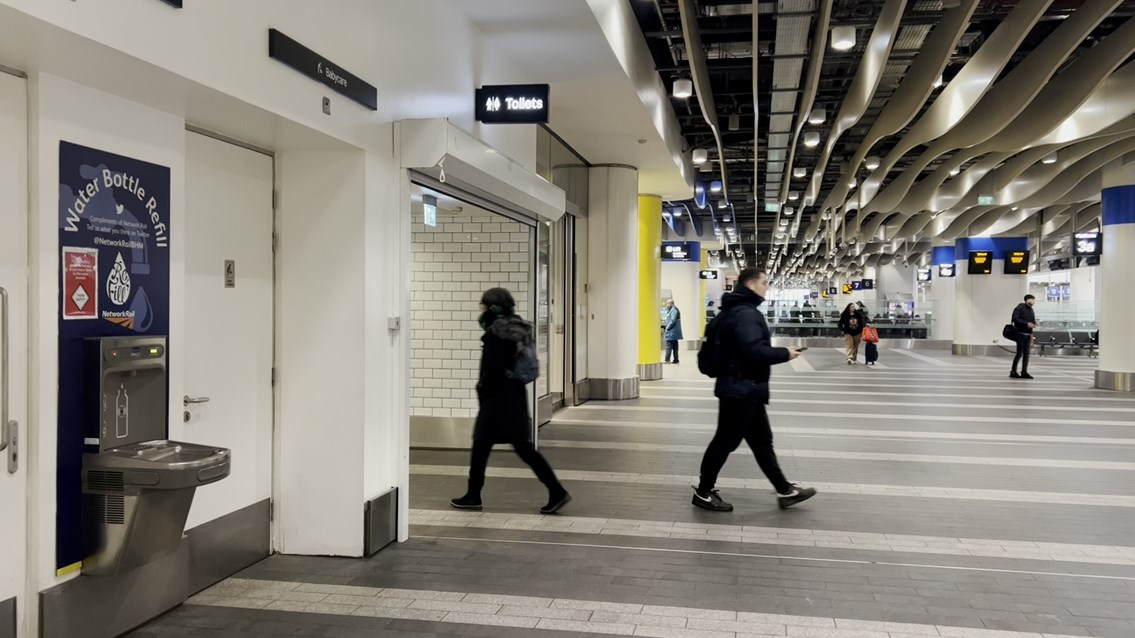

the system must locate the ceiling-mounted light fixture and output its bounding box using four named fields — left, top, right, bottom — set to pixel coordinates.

left=831, top=26, right=856, bottom=51
left=718, top=200, right=728, bottom=209
left=784, top=207, right=795, bottom=216
left=949, top=166, right=961, bottom=176
left=692, top=148, right=708, bottom=164
left=793, top=167, right=807, bottom=178
left=788, top=191, right=800, bottom=201
left=803, top=132, right=821, bottom=148
left=933, top=75, right=944, bottom=89
left=728, top=113, right=740, bottom=131
left=672, top=78, right=693, bottom=99
left=1042, top=153, right=1058, bottom=165
left=722, top=214, right=731, bottom=222
left=671, top=208, right=682, bottom=218
left=709, top=180, right=723, bottom=193
left=865, top=156, right=880, bottom=171
left=807, top=107, right=826, bottom=125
